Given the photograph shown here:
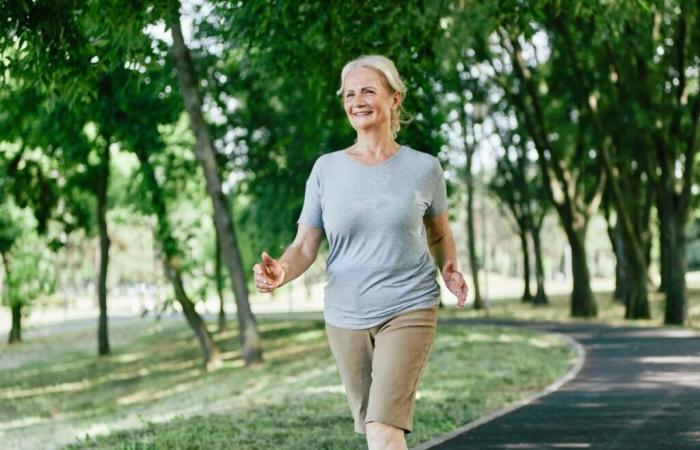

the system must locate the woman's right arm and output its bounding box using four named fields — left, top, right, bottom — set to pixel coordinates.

left=278, top=224, right=324, bottom=285
left=253, top=224, right=324, bottom=293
